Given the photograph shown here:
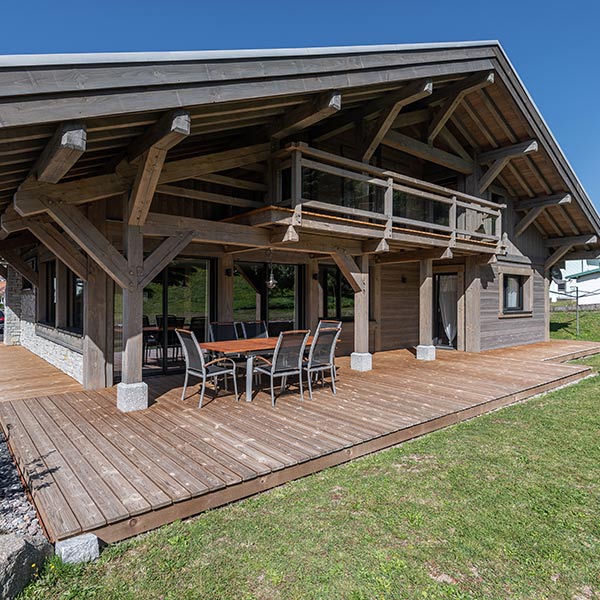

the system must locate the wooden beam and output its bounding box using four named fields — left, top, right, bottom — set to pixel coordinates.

left=127, top=110, right=191, bottom=226
left=478, top=157, right=510, bottom=193
left=1, top=250, right=38, bottom=287
left=45, top=202, right=131, bottom=289
left=128, top=147, right=166, bottom=226
left=192, top=173, right=267, bottom=192
left=514, top=206, right=545, bottom=237
left=1, top=205, right=31, bottom=234
left=331, top=250, right=363, bottom=293
left=14, top=143, right=271, bottom=215
left=0, top=232, right=37, bottom=252
left=361, top=238, right=390, bottom=254
left=382, top=131, right=473, bottom=174
left=268, top=92, right=341, bottom=140
left=127, top=109, right=191, bottom=162
left=360, top=79, right=433, bottom=161
left=143, top=212, right=270, bottom=248
left=30, top=122, right=87, bottom=183
left=392, top=108, right=429, bottom=129
left=478, top=140, right=538, bottom=164
left=28, top=221, right=88, bottom=281
left=515, top=193, right=571, bottom=211
left=545, top=234, right=597, bottom=248
left=564, top=250, right=600, bottom=261
left=140, top=230, right=196, bottom=287
left=0, top=264, right=7, bottom=280
left=374, top=247, right=453, bottom=265
left=427, top=72, right=494, bottom=144
left=159, top=143, right=271, bottom=184
left=545, top=245, right=574, bottom=271
left=313, top=80, right=431, bottom=143
left=156, top=184, right=263, bottom=208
